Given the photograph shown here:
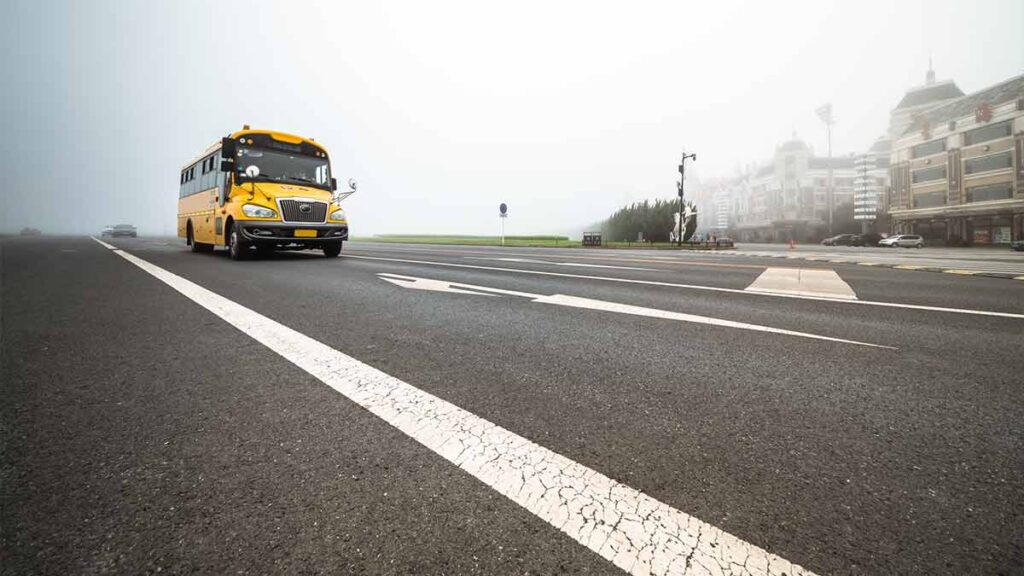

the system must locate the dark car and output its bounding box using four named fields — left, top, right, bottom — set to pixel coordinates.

left=102, top=224, right=137, bottom=238
left=851, top=233, right=882, bottom=247
left=821, top=234, right=856, bottom=246
left=1011, top=239, right=1024, bottom=252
